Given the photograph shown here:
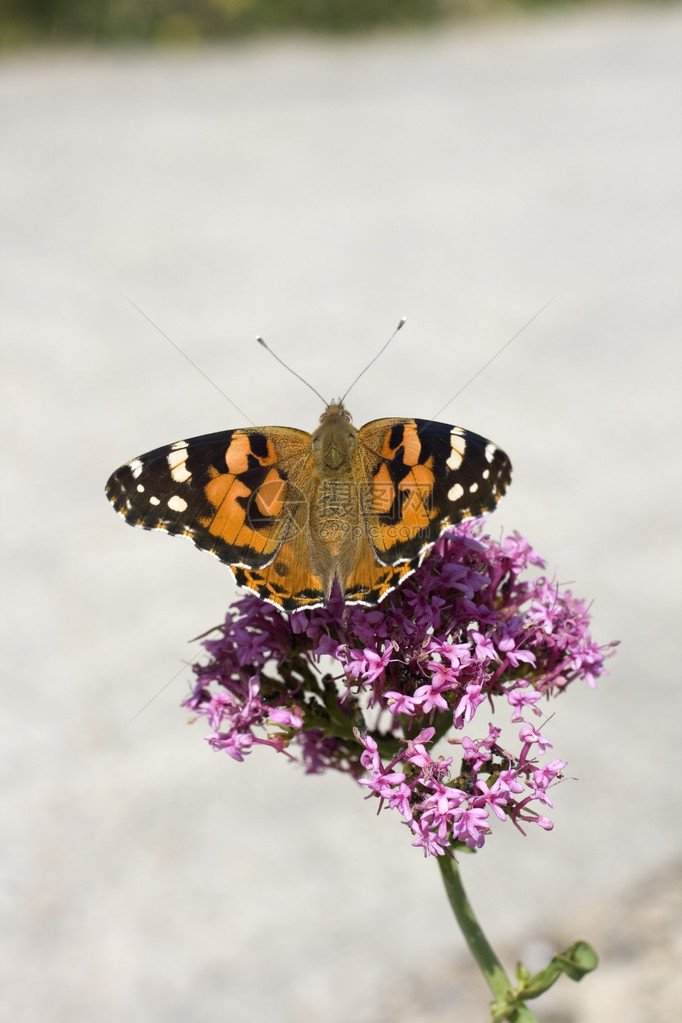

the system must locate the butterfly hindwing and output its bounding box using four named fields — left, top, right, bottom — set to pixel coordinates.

left=342, top=535, right=420, bottom=606
left=234, top=531, right=326, bottom=612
